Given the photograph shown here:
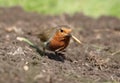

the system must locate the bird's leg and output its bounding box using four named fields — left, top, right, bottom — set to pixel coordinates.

left=54, top=47, right=65, bottom=55
left=55, top=47, right=65, bottom=53
left=55, top=49, right=66, bottom=61
left=55, top=51, right=58, bottom=55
